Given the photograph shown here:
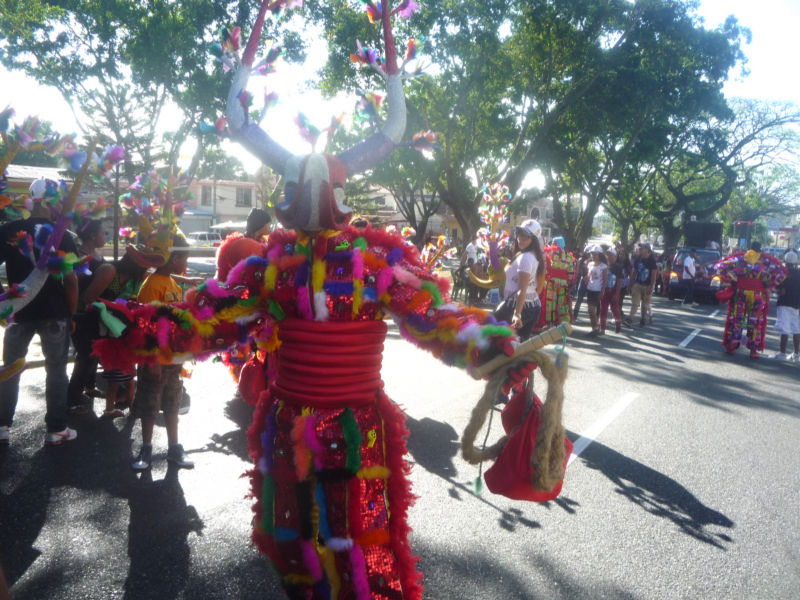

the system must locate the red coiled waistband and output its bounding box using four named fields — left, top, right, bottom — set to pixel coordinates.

left=272, top=318, right=388, bottom=407
left=737, top=277, right=764, bottom=291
